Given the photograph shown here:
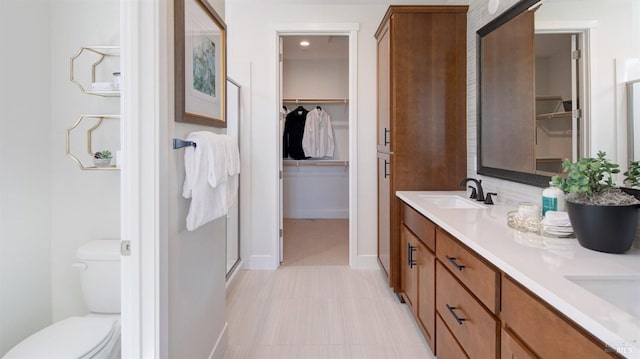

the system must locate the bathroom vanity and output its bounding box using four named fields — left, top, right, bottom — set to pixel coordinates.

left=396, top=191, right=640, bottom=358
